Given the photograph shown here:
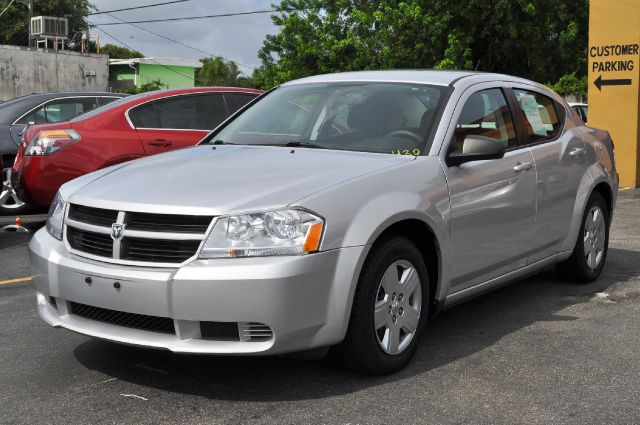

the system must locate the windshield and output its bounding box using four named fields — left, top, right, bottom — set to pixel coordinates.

left=206, top=83, right=446, bottom=155
left=71, top=92, right=148, bottom=122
